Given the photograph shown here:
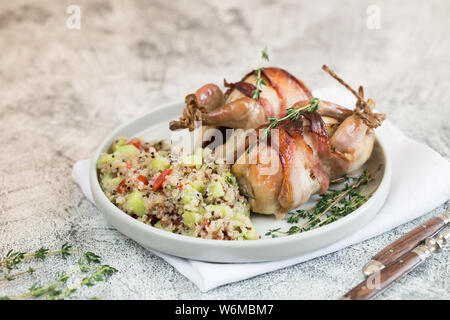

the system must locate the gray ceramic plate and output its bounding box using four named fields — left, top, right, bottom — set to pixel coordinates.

left=90, top=102, right=391, bottom=262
